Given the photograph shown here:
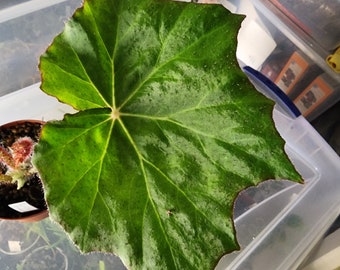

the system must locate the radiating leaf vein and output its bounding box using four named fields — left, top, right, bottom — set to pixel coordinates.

left=118, top=23, right=229, bottom=111
left=82, top=119, right=116, bottom=247
left=45, top=60, right=110, bottom=108
left=118, top=117, right=178, bottom=268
